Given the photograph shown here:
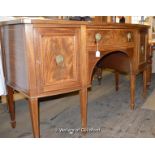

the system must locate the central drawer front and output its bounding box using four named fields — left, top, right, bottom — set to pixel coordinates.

left=87, top=29, right=135, bottom=49
left=34, top=27, right=81, bottom=93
